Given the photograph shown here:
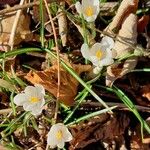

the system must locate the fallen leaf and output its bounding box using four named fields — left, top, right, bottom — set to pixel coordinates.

left=25, top=64, right=91, bottom=106
left=0, top=12, right=33, bottom=51
left=106, top=13, right=138, bottom=87
left=0, top=145, right=6, bottom=150
left=137, top=15, right=150, bottom=33
left=105, top=0, right=139, bottom=34
left=131, top=117, right=150, bottom=149
left=140, top=84, right=150, bottom=101
left=70, top=113, right=129, bottom=149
